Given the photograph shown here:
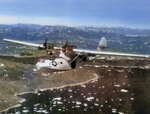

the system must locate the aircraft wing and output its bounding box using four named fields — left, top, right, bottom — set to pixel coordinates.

left=73, top=49, right=149, bottom=58
left=3, top=38, right=44, bottom=48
